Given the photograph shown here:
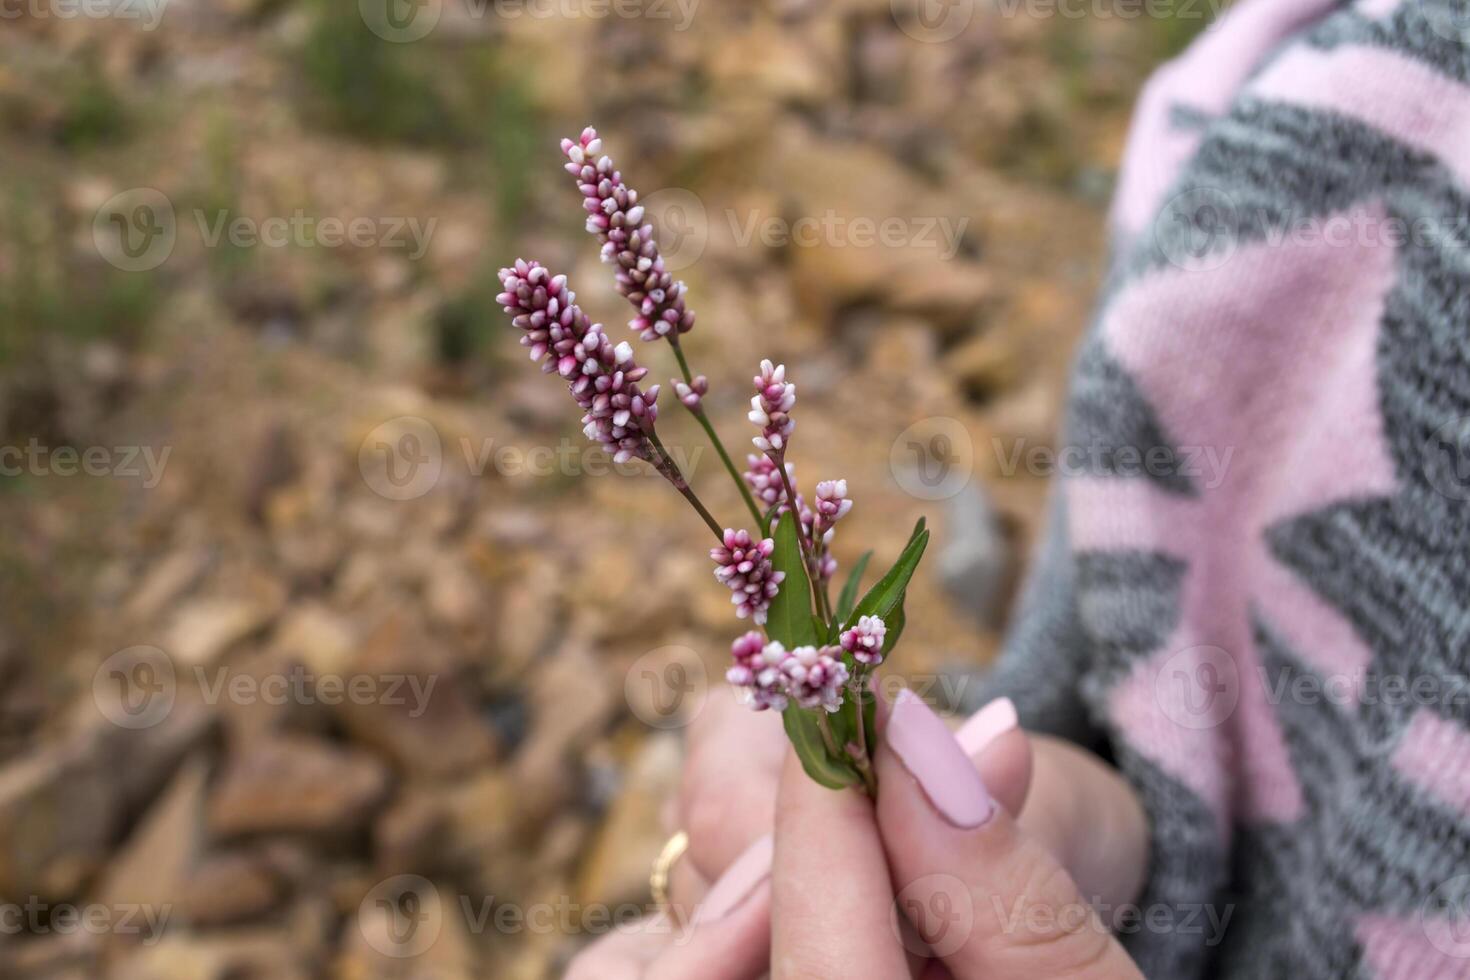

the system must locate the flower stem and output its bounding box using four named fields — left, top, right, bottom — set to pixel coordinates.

left=822, top=707, right=876, bottom=796
left=854, top=697, right=876, bottom=789
left=816, top=711, right=842, bottom=757
left=776, top=460, right=834, bottom=626
left=647, top=431, right=724, bottom=542
left=670, top=340, right=767, bottom=532
left=851, top=743, right=877, bottom=796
